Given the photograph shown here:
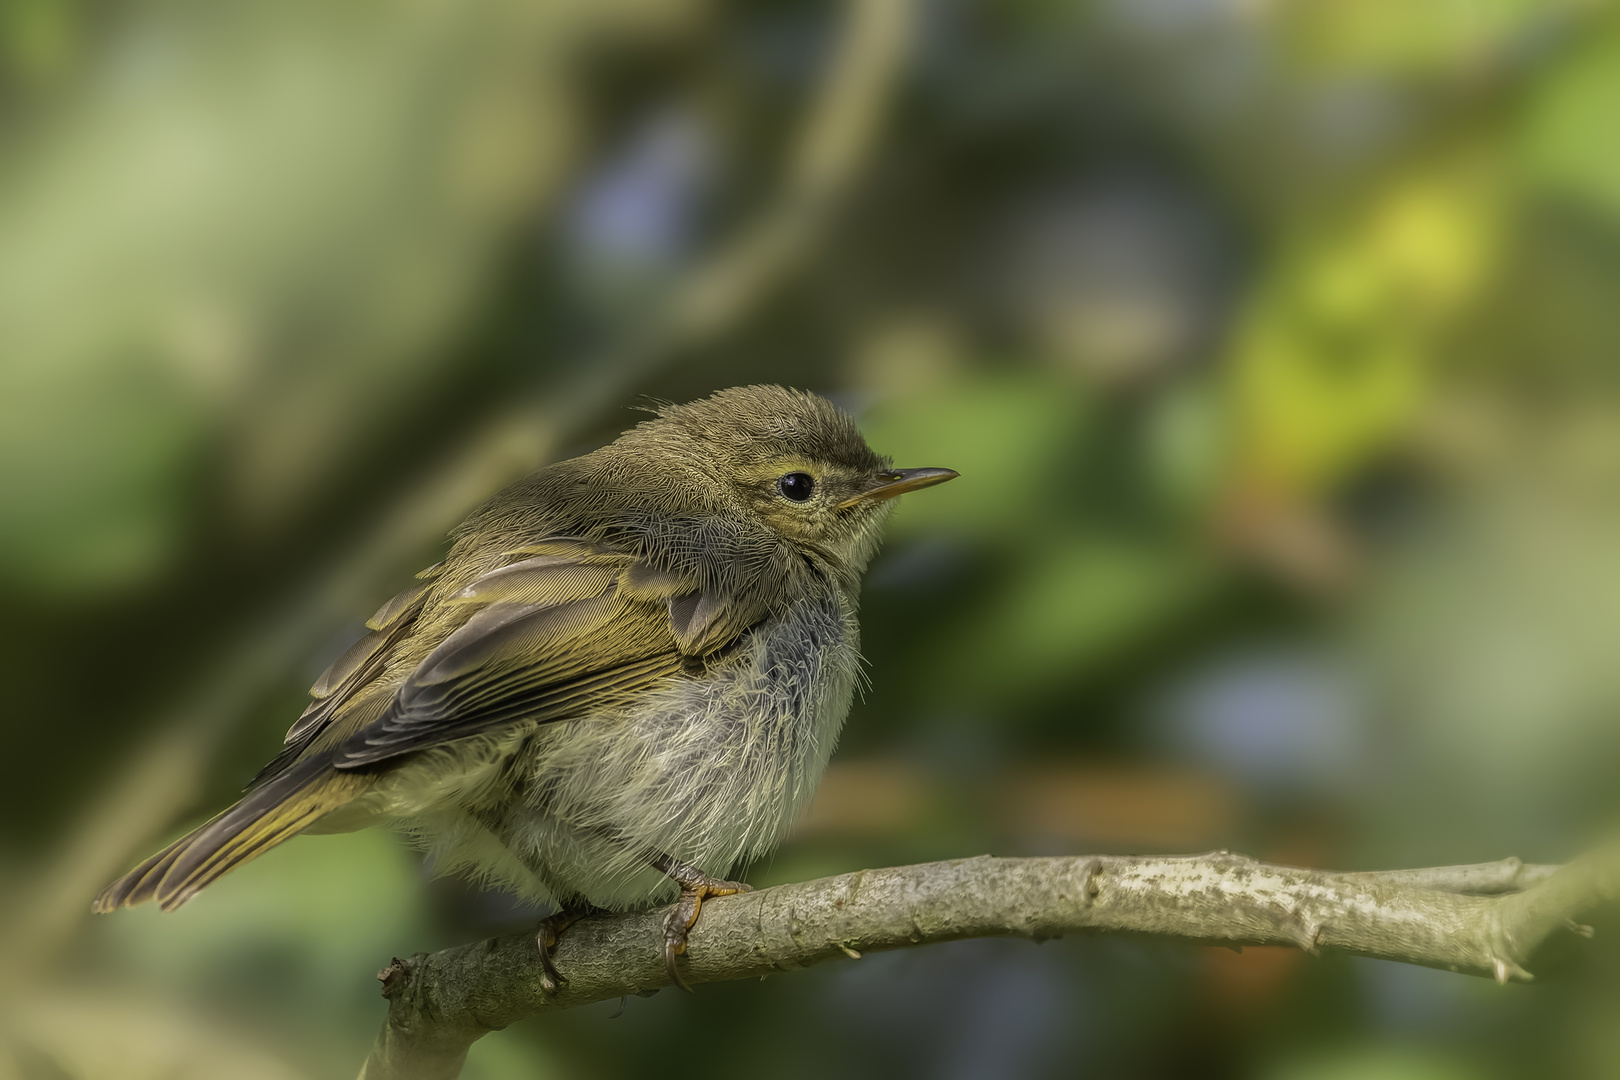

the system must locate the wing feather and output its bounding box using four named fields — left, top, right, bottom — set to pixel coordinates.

left=284, top=578, right=433, bottom=749
left=366, top=582, right=430, bottom=631
left=333, top=539, right=774, bottom=768
left=448, top=560, right=622, bottom=609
